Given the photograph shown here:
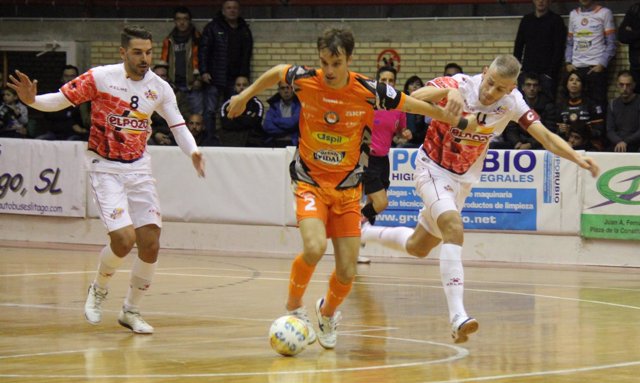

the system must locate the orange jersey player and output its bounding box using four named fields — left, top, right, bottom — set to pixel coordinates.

left=226, top=26, right=464, bottom=350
